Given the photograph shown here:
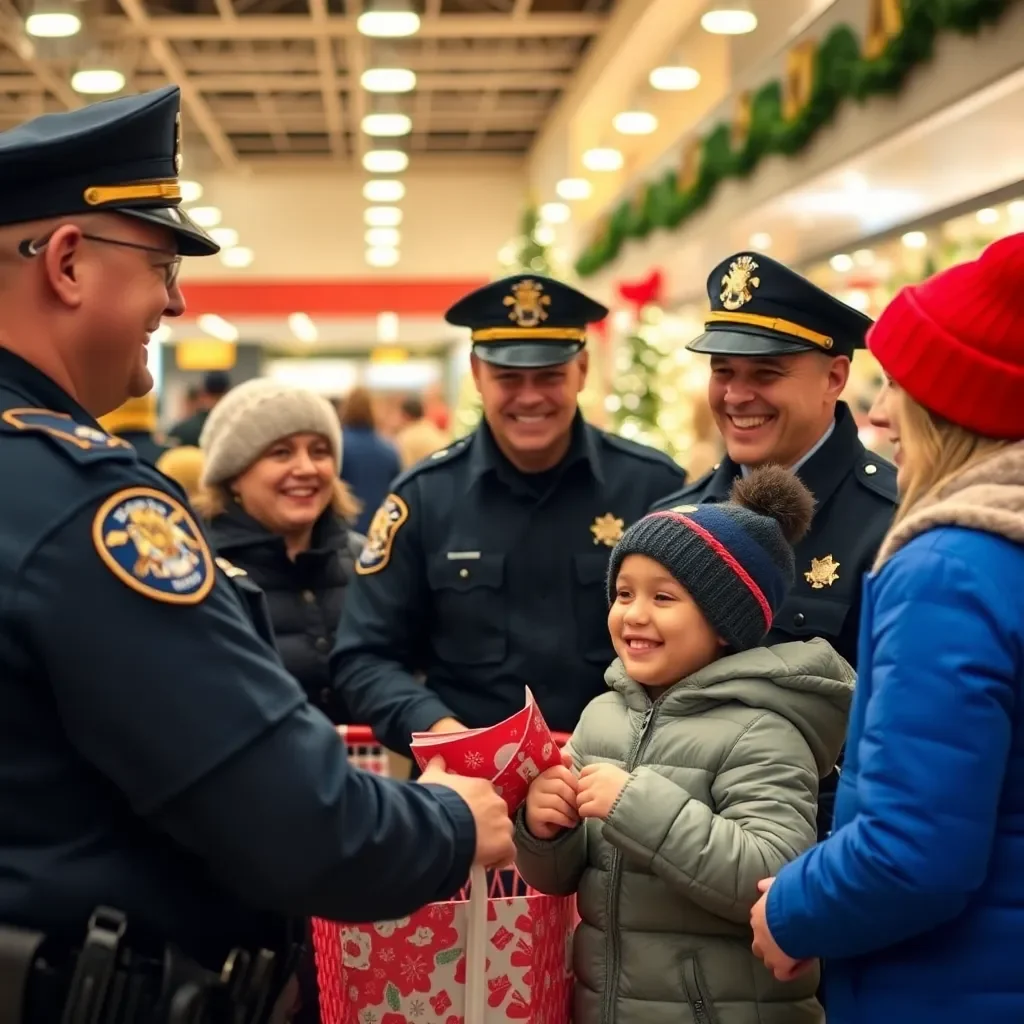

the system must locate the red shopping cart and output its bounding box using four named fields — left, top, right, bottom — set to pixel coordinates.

left=313, top=727, right=576, bottom=1024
